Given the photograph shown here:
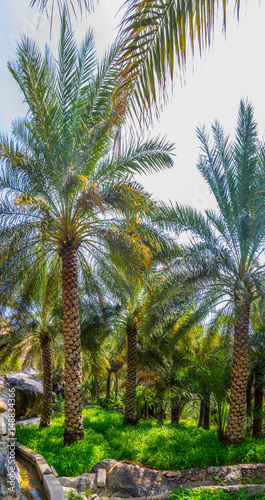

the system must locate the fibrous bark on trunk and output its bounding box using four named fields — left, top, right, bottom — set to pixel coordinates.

left=115, top=374, right=119, bottom=401
left=171, top=399, right=184, bottom=425
left=124, top=323, right=137, bottom=425
left=246, top=372, right=253, bottom=433
left=106, top=371, right=111, bottom=402
left=198, top=398, right=204, bottom=428
left=252, top=366, right=263, bottom=439
left=157, top=400, right=164, bottom=424
left=40, top=334, right=52, bottom=428
left=203, top=392, right=210, bottom=430
left=224, top=304, right=250, bottom=445
left=61, top=245, right=84, bottom=445
left=95, top=377, right=100, bottom=402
